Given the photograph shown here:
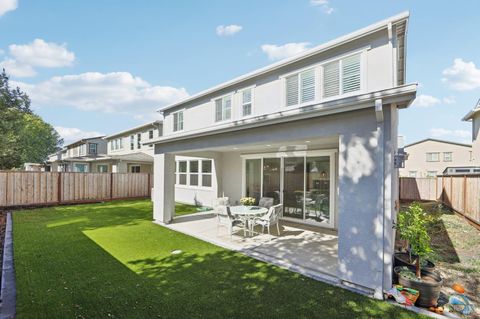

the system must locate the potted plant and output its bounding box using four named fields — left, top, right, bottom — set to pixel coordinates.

left=240, top=197, right=256, bottom=206
left=393, top=203, right=443, bottom=307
